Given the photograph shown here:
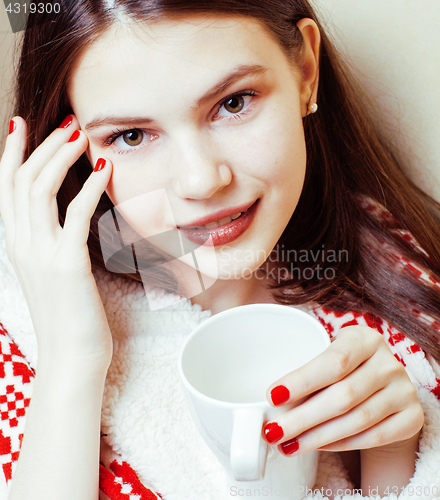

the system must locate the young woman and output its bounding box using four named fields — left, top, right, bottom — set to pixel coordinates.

left=1, top=1, right=440, bottom=499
